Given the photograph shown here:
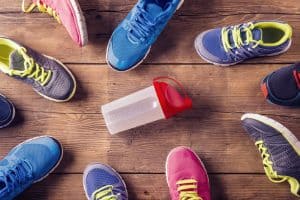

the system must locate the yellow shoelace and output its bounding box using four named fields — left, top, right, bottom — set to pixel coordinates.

left=22, top=0, right=61, bottom=23
left=221, top=23, right=262, bottom=52
left=92, top=185, right=118, bottom=200
left=177, top=179, right=202, bottom=200
left=11, top=47, right=52, bottom=86
left=255, top=140, right=288, bottom=183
